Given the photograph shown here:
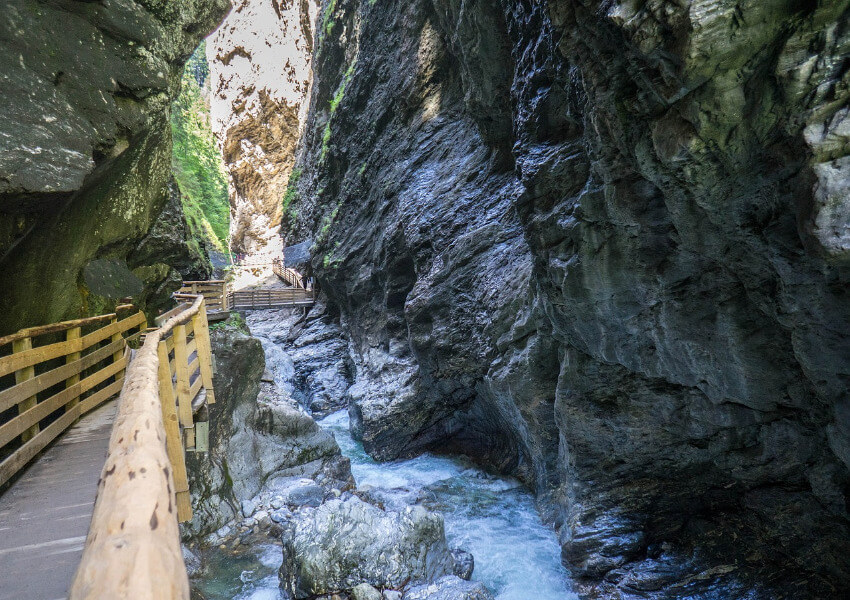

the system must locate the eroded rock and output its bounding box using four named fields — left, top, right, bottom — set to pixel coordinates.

left=279, top=496, right=457, bottom=598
